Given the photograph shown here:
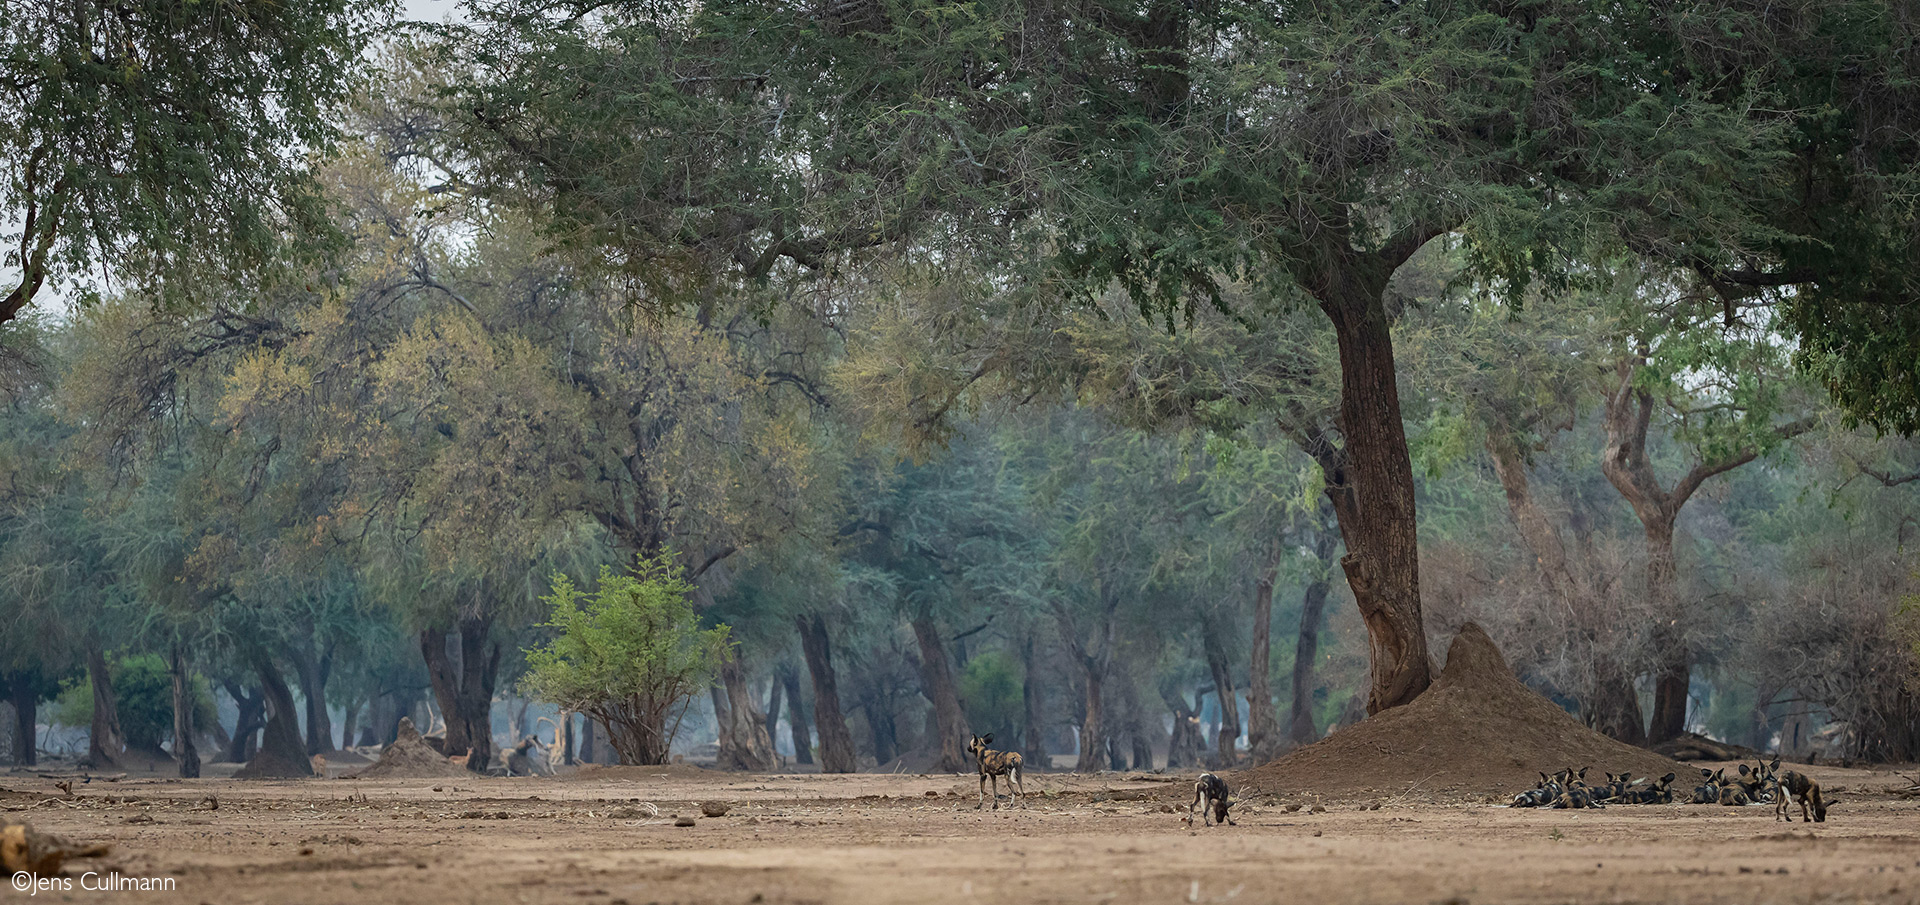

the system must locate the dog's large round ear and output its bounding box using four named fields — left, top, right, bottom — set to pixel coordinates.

left=982, top=733, right=994, bottom=745
left=1739, top=764, right=1751, bottom=776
